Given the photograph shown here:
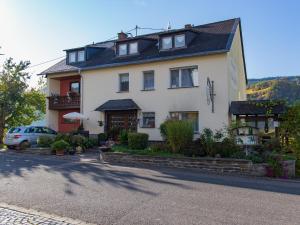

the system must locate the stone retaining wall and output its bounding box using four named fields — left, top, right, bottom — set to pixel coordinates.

left=102, top=152, right=255, bottom=175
